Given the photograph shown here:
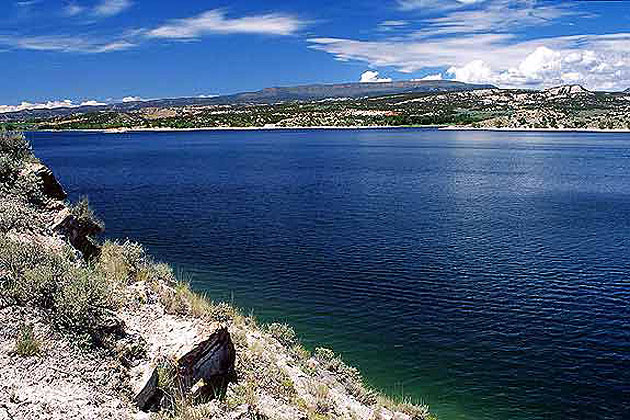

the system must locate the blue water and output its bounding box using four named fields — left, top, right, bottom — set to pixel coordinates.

left=29, top=129, right=630, bottom=420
